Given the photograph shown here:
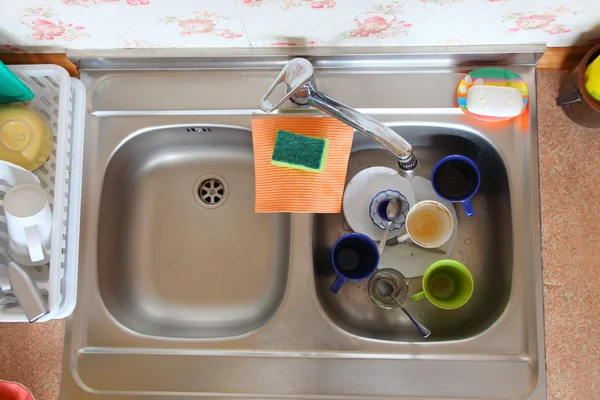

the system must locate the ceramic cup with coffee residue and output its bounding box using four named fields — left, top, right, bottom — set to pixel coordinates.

left=395, top=200, right=454, bottom=249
